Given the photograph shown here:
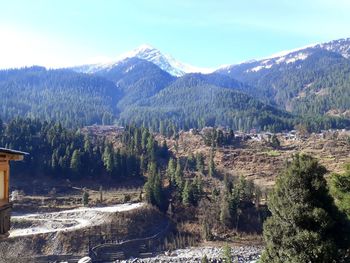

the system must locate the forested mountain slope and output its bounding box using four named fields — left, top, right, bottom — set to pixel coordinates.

left=0, top=67, right=122, bottom=127
left=1, top=45, right=350, bottom=132
left=217, top=39, right=350, bottom=118
left=119, top=74, right=295, bottom=131
left=92, top=57, right=176, bottom=110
